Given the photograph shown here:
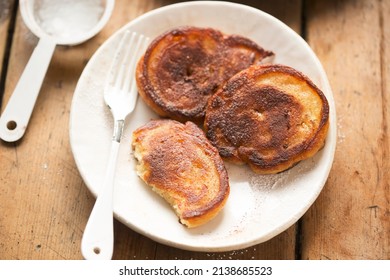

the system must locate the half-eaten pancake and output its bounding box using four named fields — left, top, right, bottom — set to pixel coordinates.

left=132, top=119, right=230, bottom=228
